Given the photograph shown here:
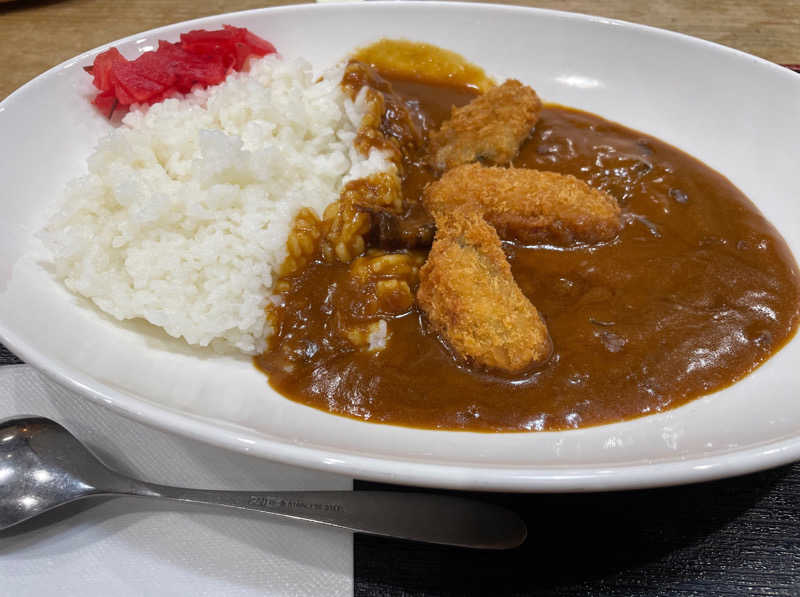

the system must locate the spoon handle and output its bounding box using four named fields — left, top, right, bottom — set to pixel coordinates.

left=132, top=484, right=526, bottom=549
